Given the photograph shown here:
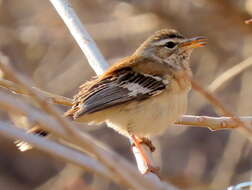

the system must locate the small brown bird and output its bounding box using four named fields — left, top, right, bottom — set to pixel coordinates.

left=65, top=29, right=207, bottom=173
left=17, top=29, right=207, bottom=173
